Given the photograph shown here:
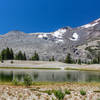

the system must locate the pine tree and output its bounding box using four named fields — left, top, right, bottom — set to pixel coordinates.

left=23, top=52, right=27, bottom=60
left=78, top=59, right=81, bottom=65
left=92, top=58, right=98, bottom=64
left=10, top=48, right=14, bottom=60
left=1, top=47, right=14, bottom=60
left=0, top=54, right=2, bottom=61
left=6, top=47, right=10, bottom=60
left=51, top=56, right=55, bottom=61
left=32, top=51, right=39, bottom=61
left=15, top=51, right=25, bottom=60
left=18, top=51, right=22, bottom=60
left=65, top=53, right=72, bottom=64
left=1, top=49, right=6, bottom=60
left=49, top=58, right=51, bottom=61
